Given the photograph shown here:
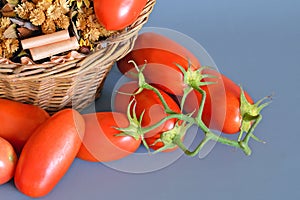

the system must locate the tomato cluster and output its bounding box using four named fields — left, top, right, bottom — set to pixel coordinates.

left=0, top=32, right=269, bottom=198
left=115, top=32, right=270, bottom=155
